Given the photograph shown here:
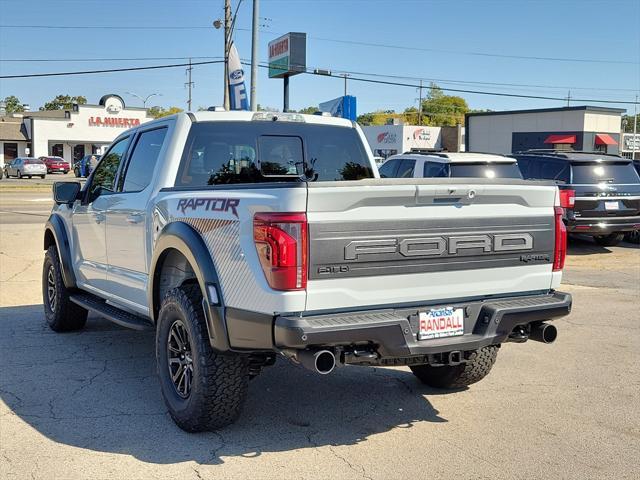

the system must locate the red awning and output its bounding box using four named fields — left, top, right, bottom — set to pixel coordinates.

left=595, top=134, right=617, bottom=146
left=544, top=134, right=576, bottom=144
